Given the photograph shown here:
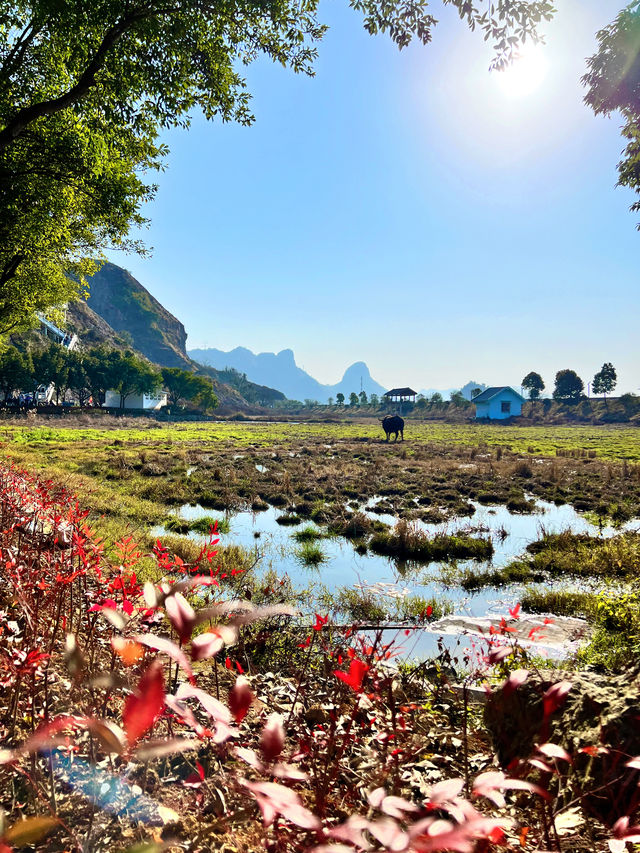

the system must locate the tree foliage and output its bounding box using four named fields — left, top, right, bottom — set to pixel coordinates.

left=553, top=369, right=584, bottom=402
left=107, top=350, right=161, bottom=408
left=161, top=367, right=218, bottom=411
left=522, top=371, right=545, bottom=400
left=592, top=362, right=617, bottom=400
left=583, top=3, right=640, bottom=224
left=0, top=346, right=32, bottom=400
left=0, top=0, right=555, bottom=330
